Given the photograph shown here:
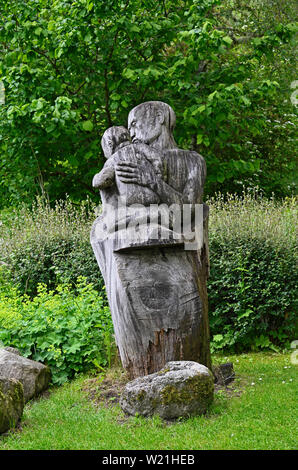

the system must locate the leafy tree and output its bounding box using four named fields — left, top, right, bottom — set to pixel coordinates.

left=0, top=0, right=297, bottom=207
